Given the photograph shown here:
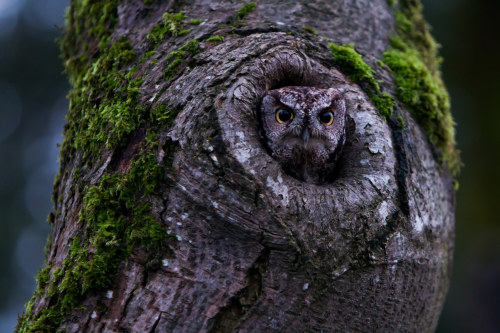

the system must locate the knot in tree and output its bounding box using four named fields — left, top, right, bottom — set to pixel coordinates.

left=17, top=1, right=458, bottom=332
